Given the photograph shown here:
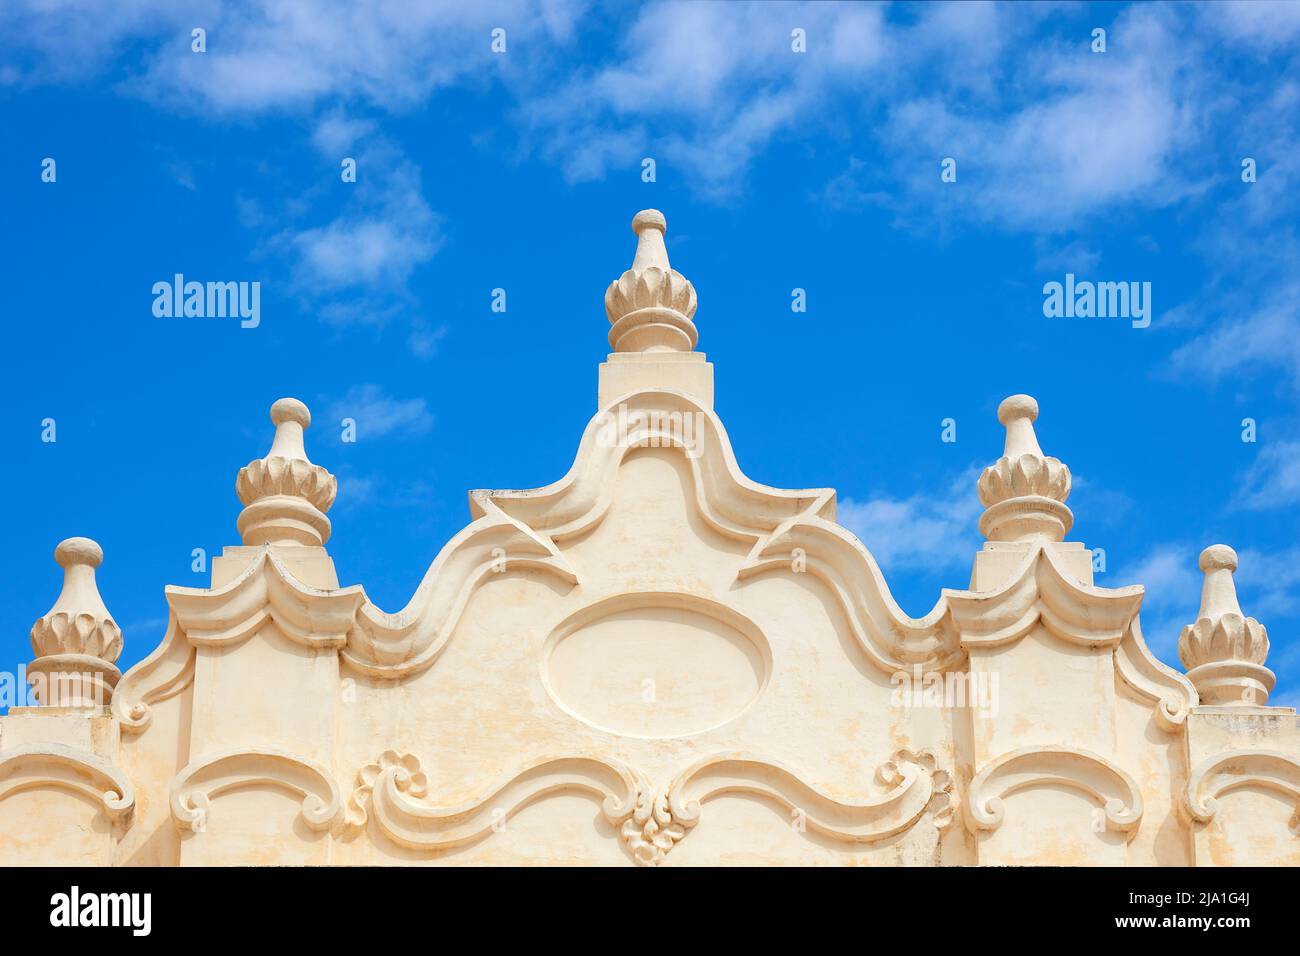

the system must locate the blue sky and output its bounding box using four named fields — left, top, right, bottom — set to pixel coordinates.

left=2, top=0, right=1298, bottom=710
